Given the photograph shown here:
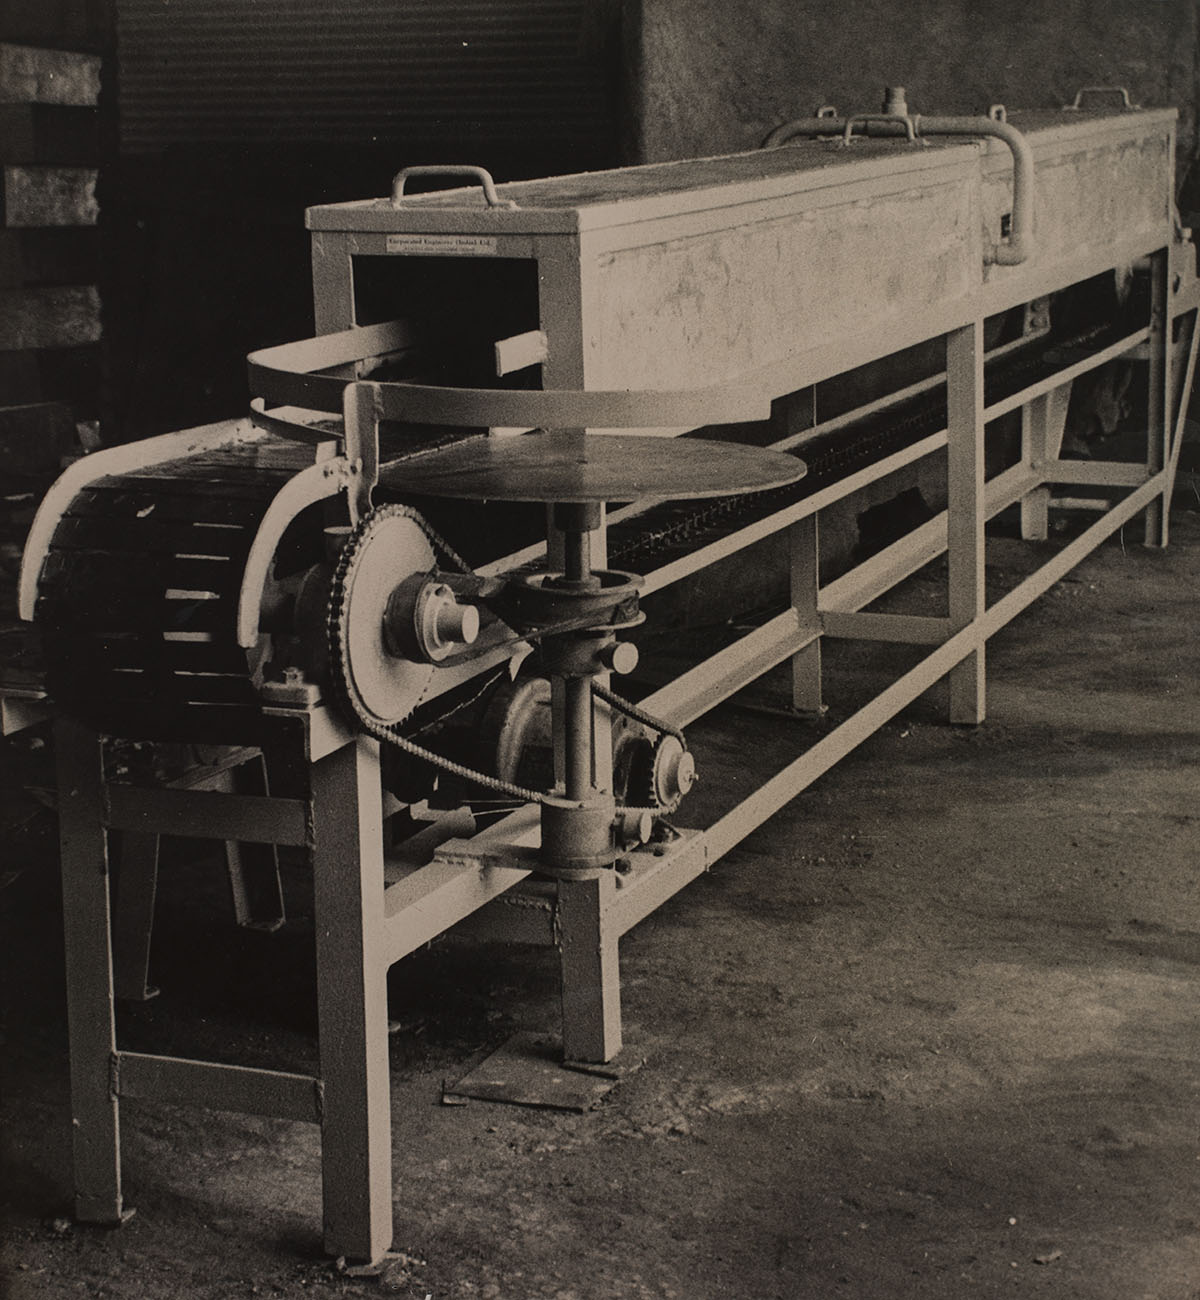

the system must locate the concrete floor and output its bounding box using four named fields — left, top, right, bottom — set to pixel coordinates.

left=2, top=491, right=1199, bottom=1300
